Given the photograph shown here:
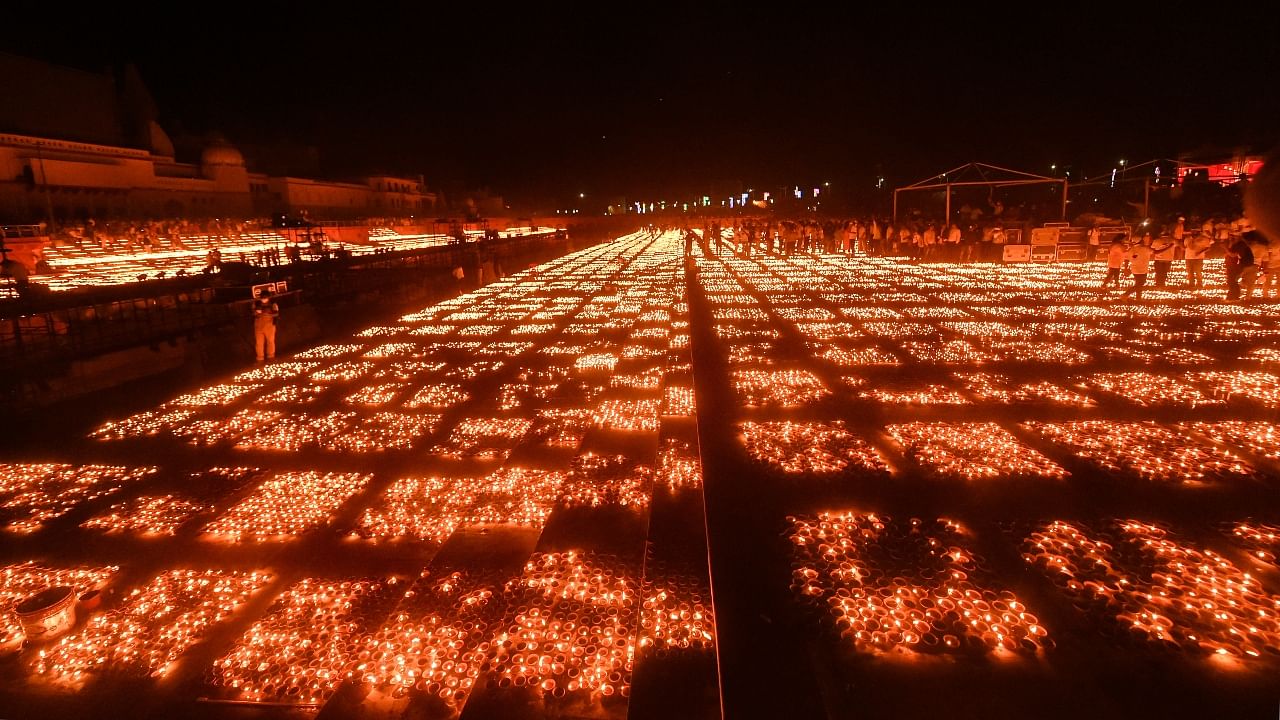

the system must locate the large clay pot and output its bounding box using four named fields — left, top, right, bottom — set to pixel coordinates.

left=15, top=586, right=77, bottom=642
